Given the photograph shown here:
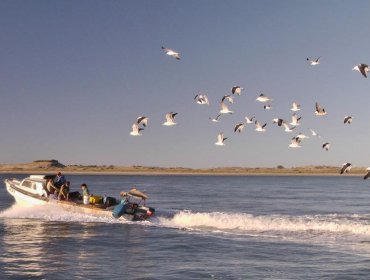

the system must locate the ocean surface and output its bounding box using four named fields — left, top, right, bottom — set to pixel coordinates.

left=1, top=174, right=370, bottom=279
